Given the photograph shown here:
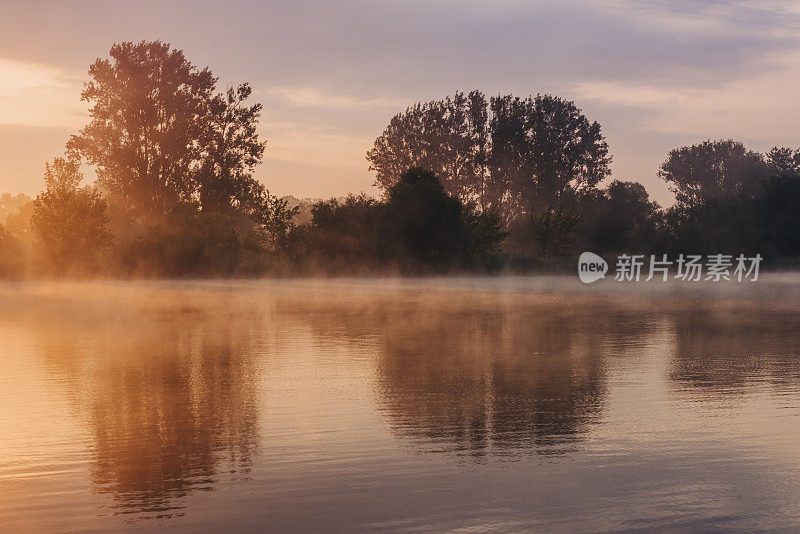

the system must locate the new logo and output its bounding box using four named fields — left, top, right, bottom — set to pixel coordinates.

left=578, top=252, right=608, bottom=283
